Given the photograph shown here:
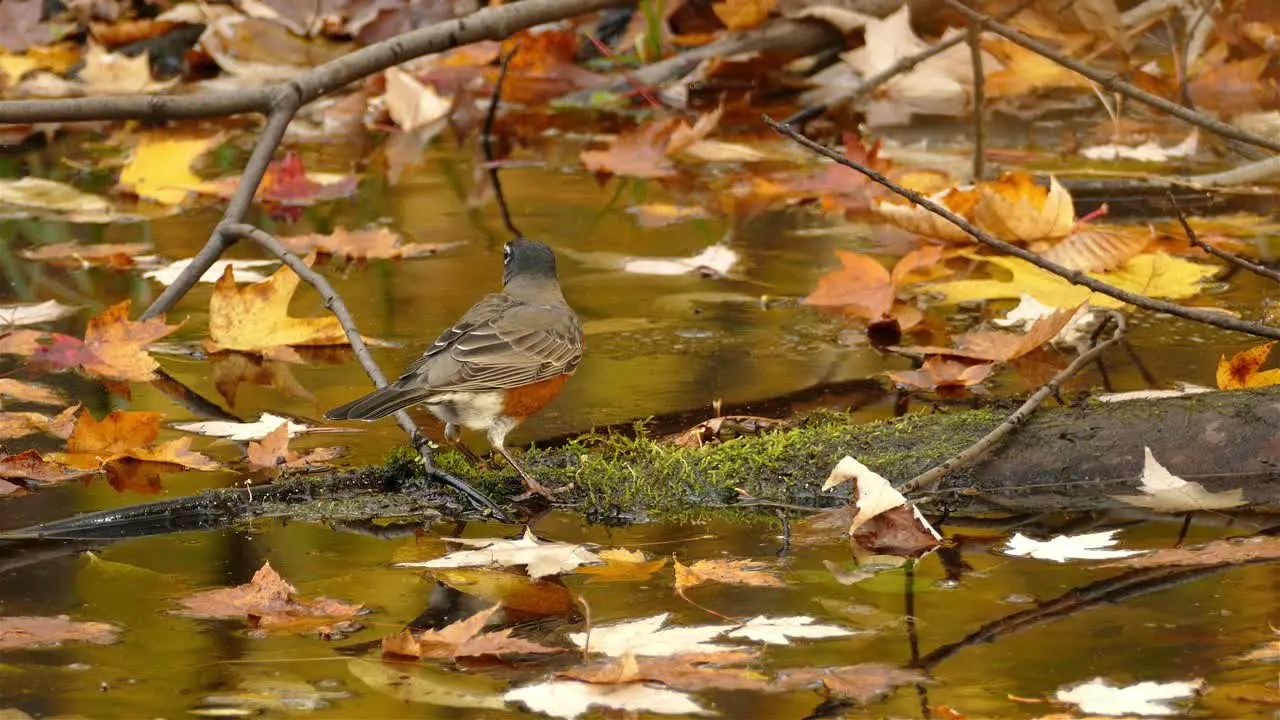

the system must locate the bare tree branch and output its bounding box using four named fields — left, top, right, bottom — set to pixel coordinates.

left=1168, top=193, right=1280, bottom=284
left=766, top=116, right=1280, bottom=341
